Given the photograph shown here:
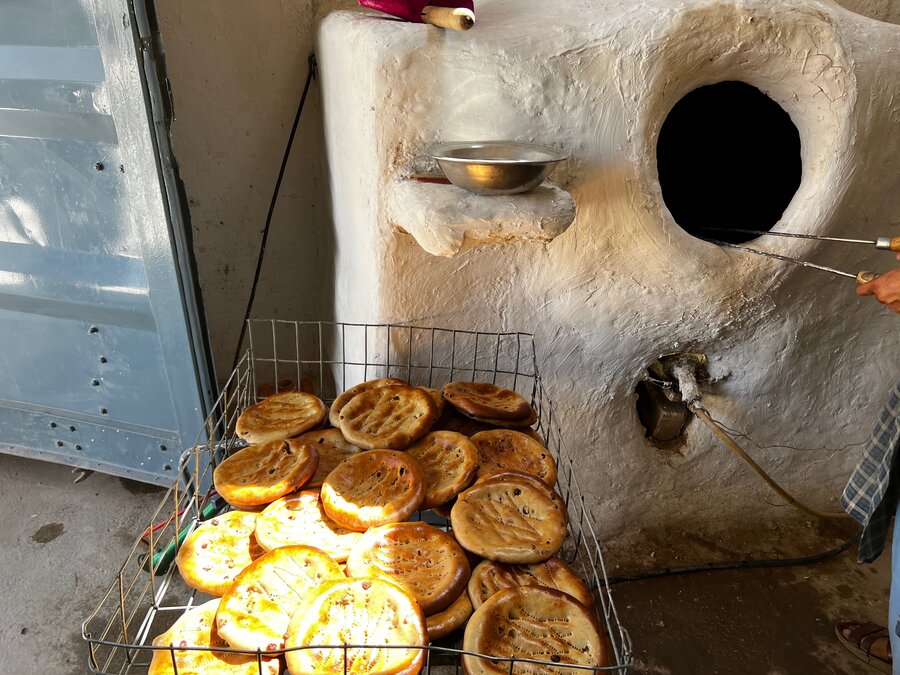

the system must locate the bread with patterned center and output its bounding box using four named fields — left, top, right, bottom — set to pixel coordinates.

left=345, top=521, right=470, bottom=614
left=321, top=449, right=425, bottom=531
left=470, top=429, right=557, bottom=486
left=175, top=510, right=264, bottom=596
left=451, top=474, right=567, bottom=563
left=289, top=428, right=360, bottom=488
left=474, top=470, right=567, bottom=515
left=442, top=381, right=533, bottom=421
left=235, top=391, right=327, bottom=444
left=213, top=438, right=318, bottom=508
left=284, top=577, right=427, bottom=675
left=462, top=586, right=609, bottom=674
left=406, top=431, right=478, bottom=509
left=467, top=557, right=593, bottom=609
left=253, top=489, right=362, bottom=561
left=216, top=545, right=343, bottom=651
left=327, top=377, right=407, bottom=427
left=426, top=590, right=473, bottom=641
left=150, top=599, right=280, bottom=675
left=338, top=385, right=437, bottom=450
